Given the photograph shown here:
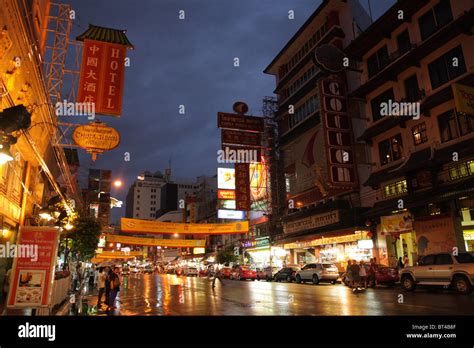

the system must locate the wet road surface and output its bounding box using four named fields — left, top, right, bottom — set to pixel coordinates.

left=83, top=273, right=474, bottom=316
